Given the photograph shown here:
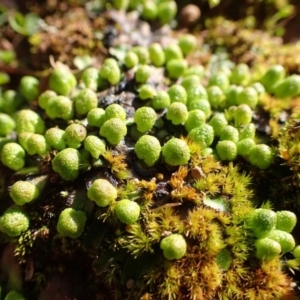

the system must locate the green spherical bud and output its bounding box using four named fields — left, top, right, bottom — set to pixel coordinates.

left=186, top=85, right=208, bottom=104
left=52, top=148, right=81, bottom=181
left=87, top=108, right=106, bottom=127
left=162, top=138, right=190, bottom=166
left=230, top=63, right=251, bottom=86
left=184, top=109, right=206, bottom=132
left=135, top=65, right=152, bottom=83
left=19, top=75, right=39, bottom=102
left=248, top=208, right=277, bottom=238
left=141, top=1, right=157, bottom=20
left=216, top=140, right=237, bottom=161
left=207, top=85, right=226, bottom=109
left=46, top=95, right=74, bottom=120
left=187, top=99, right=211, bottom=118
left=164, top=44, right=183, bottom=63
left=64, top=124, right=87, bottom=149
left=81, top=67, right=99, bottom=91
left=236, top=86, right=258, bottom=109
left=236, top=138, right=255, bottom=156
left=178, top=34, right=197, bottom=56
left=166, top=102, right=188, bottom=125
left=181, top=74, right=201, bottom=90
left=0, top=207, right=30, bottom=237
left=149, top=43, right=165, bottom=67
left=239, top=123, right=256, bottom=140
left=38, top=90, right=57, bottom=110
left=74, top=88, right=98, bottom=116
left=115, top=199, right=140, bottom=225
left=10, top=180, right=39, bottom=205
left=188, top=124, right=214, bottom=148
left=157, top=1, right=177, bottom=25
left=1, top=89, right=23, bottom=114
left=168, top=84, right=187, bottom=104
left=225, top=85, right=243, bottom=107
left=100, top=118, right=127, bottom=145
left=105, top=104, right=126, bottom=121
left=57, top=208, right=87, bottom=238
left=208, top=71, right=230, bottom=92
left=112, top=0, right=129, bottom=10
left=208, top=113, right=228, bottom=136
left=18, top=132, right=32, bottom=152
left=255, top=238, right=281, bottom=260
left=293, top=245, right=300, bottom=258
left=84, top=135, right=106, bottom=159
left=220, top=125, right=239, bottom=143
left=131, top=46, right=150, bottom=65
left=100, top=58, right=121, bottom=85
left=1, top=142, right=25, bottom=171
left=184, top=65, right=205, bottom=78
left=26, top=133, right=49, bottom=156
left=160, top=234, right=187, bottom=260
left=49, top=68, right=77, bottom=96
left=134, top=107, right=157, bottom=133
left=261, top=64, right=285, bottom=93
left=124, top=51, right=139, bottom=69
left=45, top=127, right=66, bottom=151
left=0, top=113, right=15, bottom=136
left=276, top=211, right=297, bottom=233
left=152, top=90, right=170, bottom=110
left=14, top=109, right=45, bottom=134
left=234, top=104, right=253, bottom=126
left=251, top=82, right=266, bottom=96
left=88, top=179, right=117, bottom=207
left=166, top=59, right=188, bottom=79
left=139, top=84, right=157, bottom=100
left=274, top=75, right=300, bottom=98
left=267, top=229, right=295, bottom=253
left=135, top=135, right=161, bottom=166
left=249, top=144, right=274, bottom=170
